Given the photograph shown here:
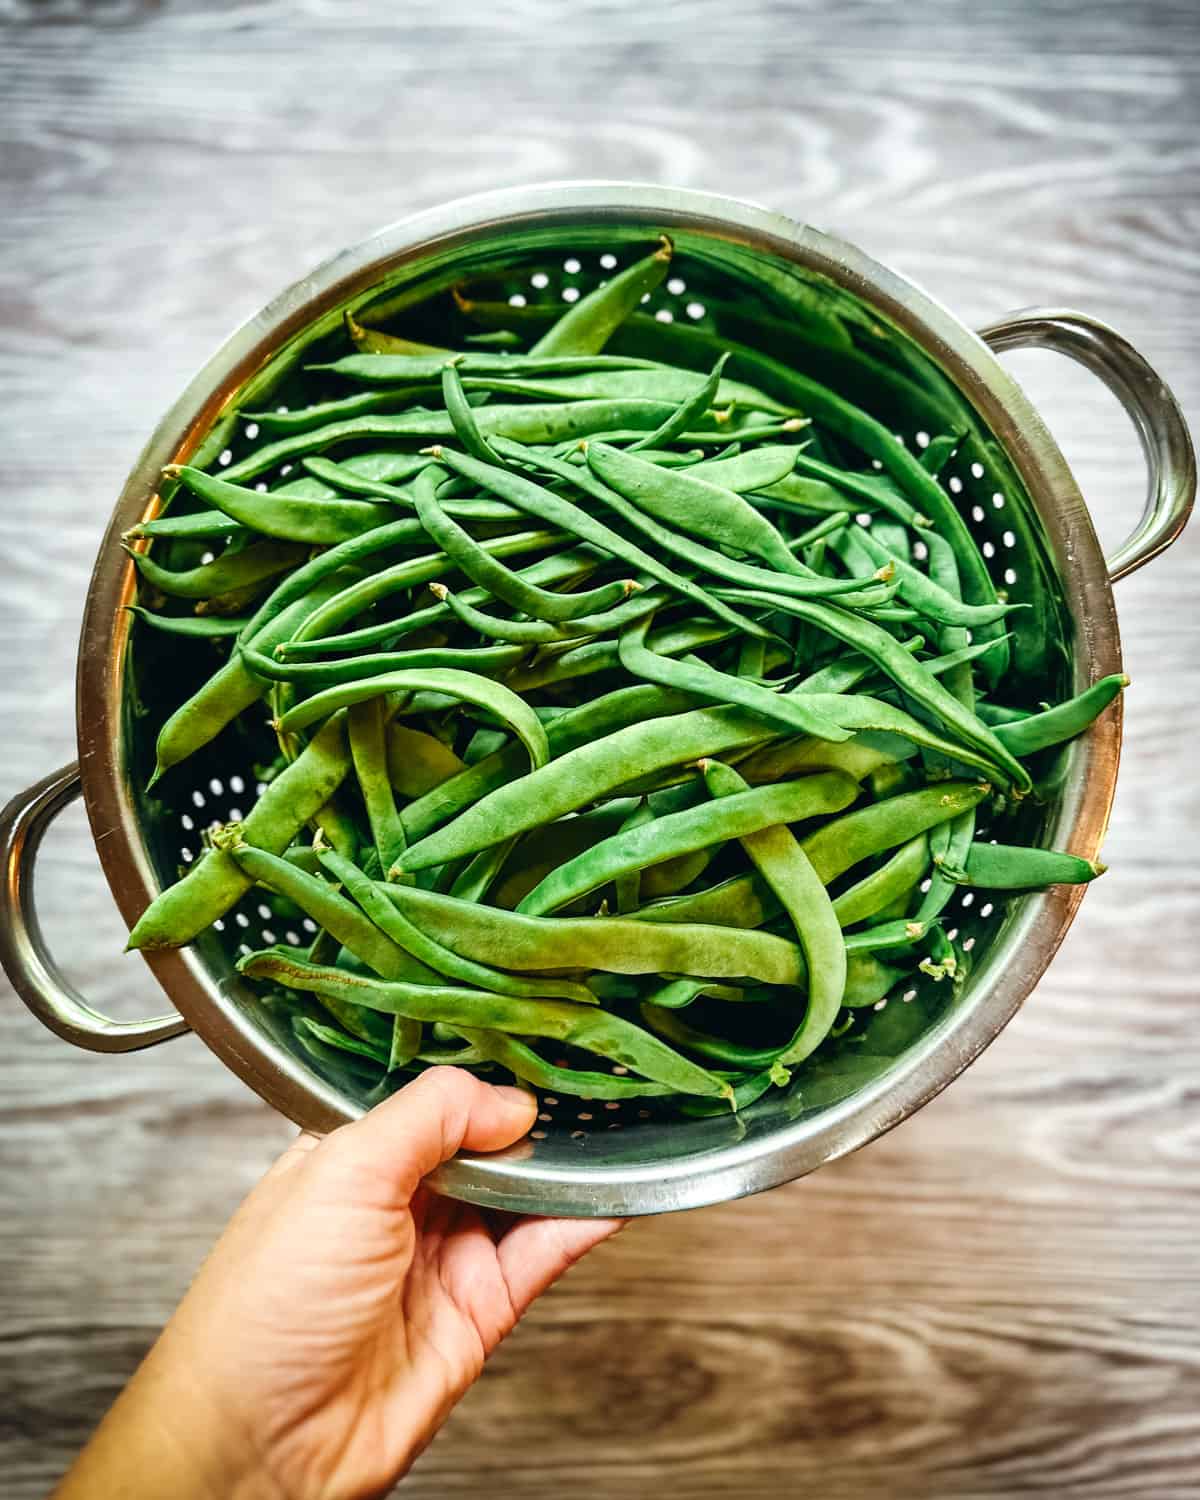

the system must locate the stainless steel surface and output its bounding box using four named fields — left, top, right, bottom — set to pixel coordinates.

left=3, top=182, right=1193, bottom=1215
left=0, top=763, right=188, bottom=1052
left=978, top=308, right=1197, bottom=582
